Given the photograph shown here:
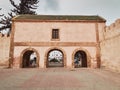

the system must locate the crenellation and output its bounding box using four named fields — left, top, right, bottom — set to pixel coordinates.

left=0, top=33, right=2, bottom=37
left=103, top=19, right=120, bottom=40
left=105, top=26, right=110, bottom=31
left=0, top=34, right=10, bottom=38
left=110, top=23, right=115, bottom=30
left=100, top=19, right=120, bottom=72
left=115, top=19, right=120, bottom=24
left=4, top=34, right=8, bottom=37
left=105, top=19, right=120, bottom=32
